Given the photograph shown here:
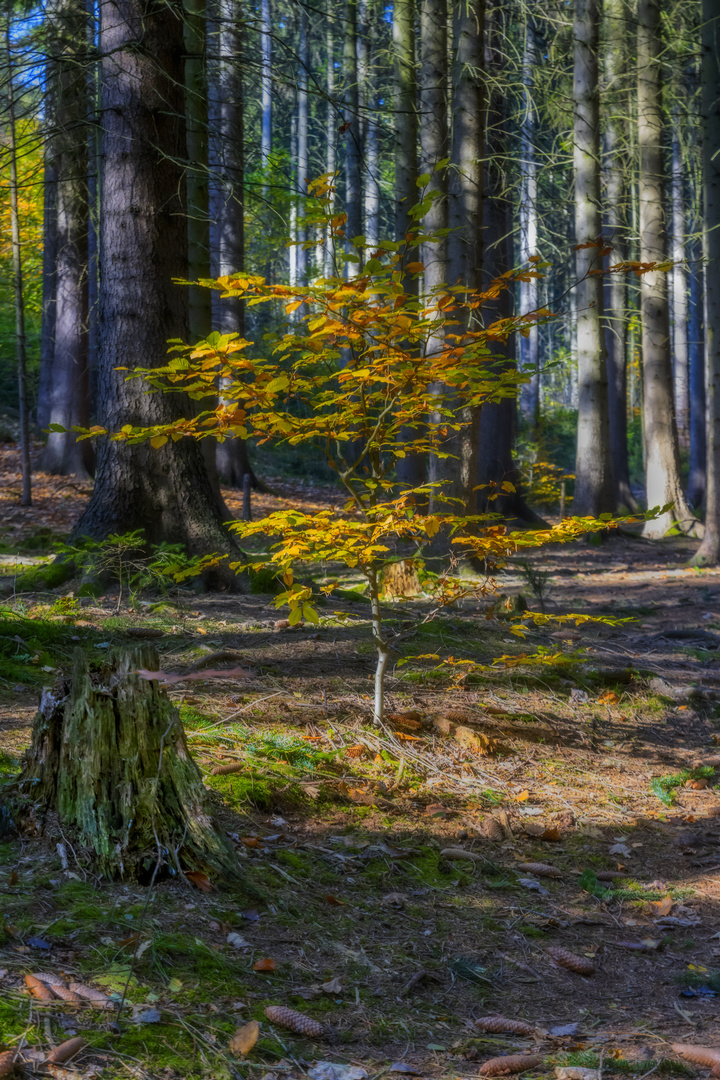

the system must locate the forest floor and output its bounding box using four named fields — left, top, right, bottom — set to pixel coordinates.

left=2, top=446, right=720, bottom=1080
